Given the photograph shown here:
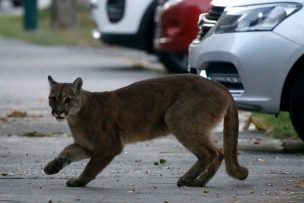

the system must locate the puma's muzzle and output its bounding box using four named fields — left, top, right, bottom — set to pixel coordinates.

left=52, top=111, right=68, bottom=121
